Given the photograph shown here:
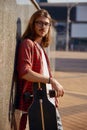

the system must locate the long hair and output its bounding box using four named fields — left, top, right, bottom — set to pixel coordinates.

left=21, top=9, right=52, bottom=47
